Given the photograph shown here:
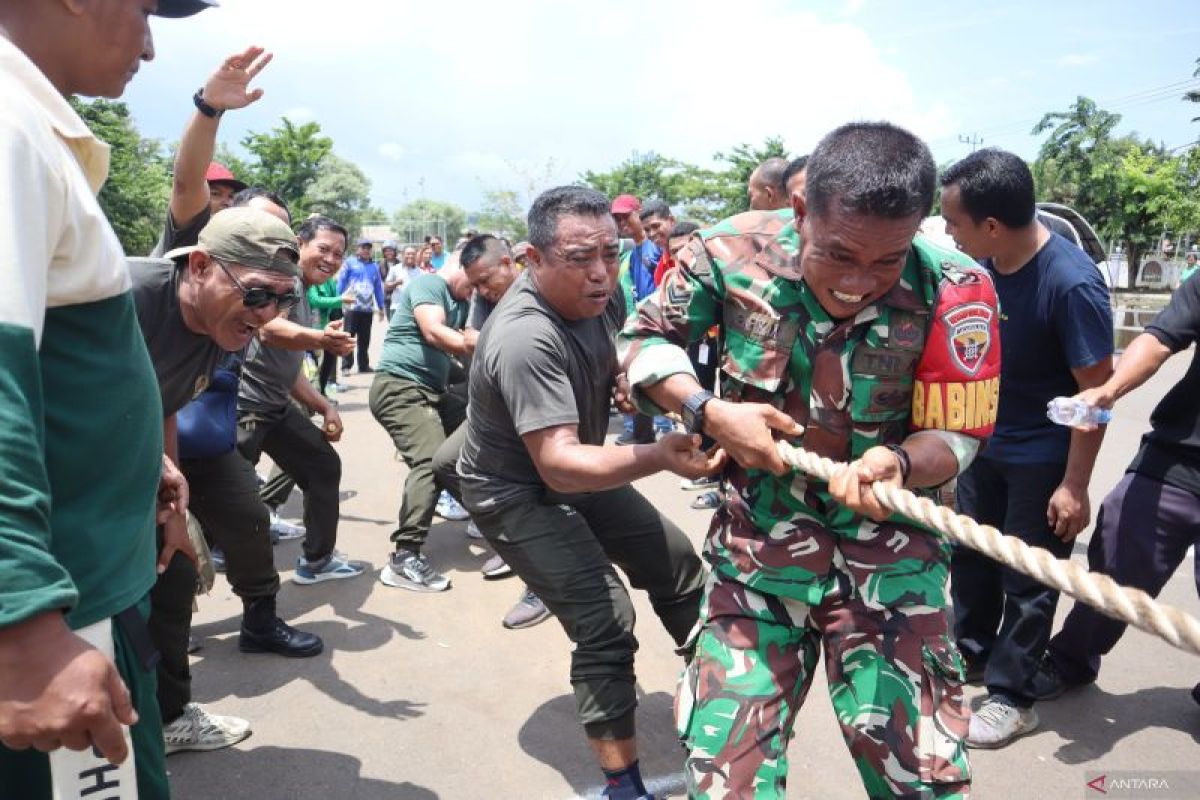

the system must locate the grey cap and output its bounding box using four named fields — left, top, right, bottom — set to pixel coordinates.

left=164, top=207, right=299, bottom=277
